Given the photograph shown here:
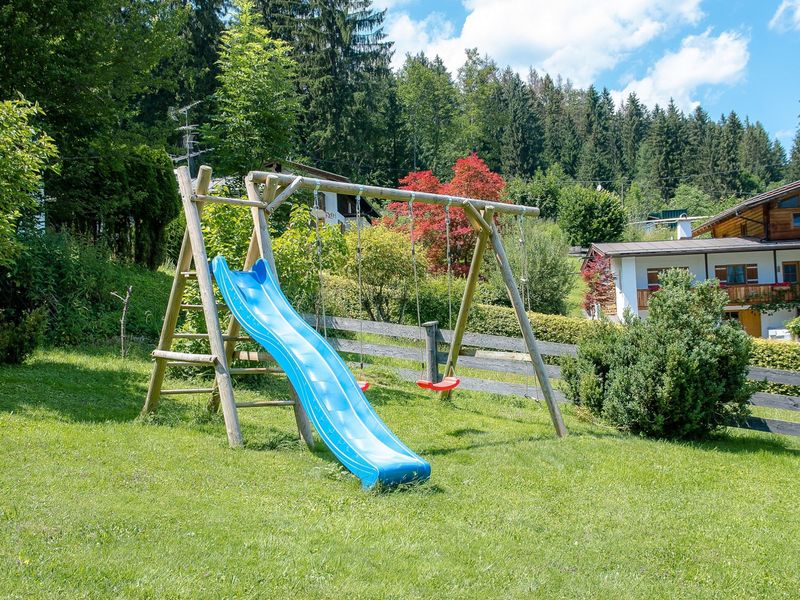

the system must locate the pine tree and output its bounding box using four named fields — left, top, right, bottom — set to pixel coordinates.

left=499, top=68, right=541, bottom=177
left=789, top=115, right=800, bottom=182
left=455, top=49, right=500, bottom=167
left=577, top=86, right=616, bottom=186
left=740, top=120, right=776, bottom=187
left=397, top=53, right=457, bottom=176
left=620, top=92, right=648, bottom=180
left=716, top=111, right=744, bottom=197
left=256, top=0, right=393, bottom=179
